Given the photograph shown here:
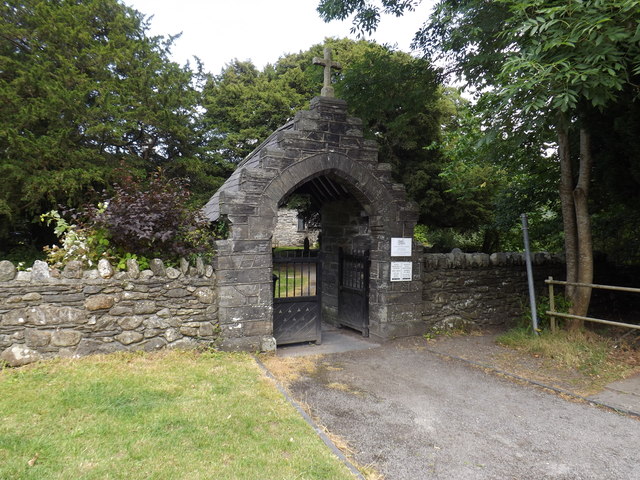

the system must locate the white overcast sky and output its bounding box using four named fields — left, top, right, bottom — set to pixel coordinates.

left=124, top=0, right=434, bottom=75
